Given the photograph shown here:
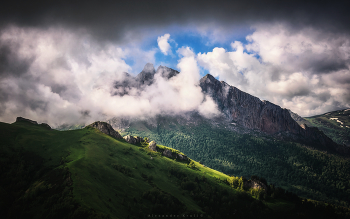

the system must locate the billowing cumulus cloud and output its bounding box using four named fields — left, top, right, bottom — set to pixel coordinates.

left=197, top=23, right=350, bottom=116
left=157, top=33, right=171, bottom=55
left=0, top=1, right=350, bottom=123
left=0, top=26, right=220, bottom=126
